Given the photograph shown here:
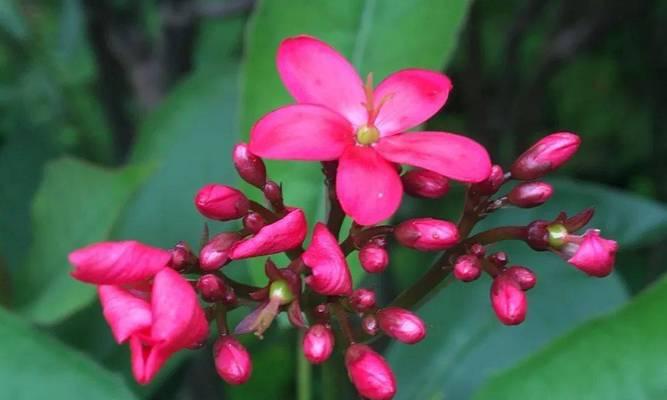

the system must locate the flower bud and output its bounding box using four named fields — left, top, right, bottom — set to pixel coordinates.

left=490, top=275, right=527, bottom=325
left=394, top=218, right=459, bottom=251
left=242, top=212, right=265, bottom=233
left=359, top=244, right=389, bottom=273
left=567, top=230, right=617, bottom=277
left=302, top=324, right=335, bottom=364
left=376, top=307, right=426, bottom=344
left=506, top=266, right=536, bottom=290
left=302, top=223, right=353, bottom=296
left=345, top=344, right=396, bottom=400
left=199, top=232, right=241, bottom=271
left=194, top=184, right=249, bottom=221
left=214, top=336, right=252, bottom=385
left=196, top=274, right=226, bottom=302
left=469, top=243, right=486, bottom=258
left=488, top=251, right=508, bottom=267
left=507, top=182, right=553, bottom=208
left=263, top=181, right=282, bottom=204
left=511, top=132, right=581, bottom=180
left=233, top=143, right=267, bottom=187
left=313, top=303, right=329, bottom=320
left=402, top=168, right=450, bottom=199
left=349, top=288, right=377, bottom=312
left=526, top=220, right=550, bottom=250
left=453, top=255, right=481, bottom=282
left=362, top=315, right=379, bottom=336
left=472, top=164, right=504, bottom=195
left=168, top=241, right=196, bottom=271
